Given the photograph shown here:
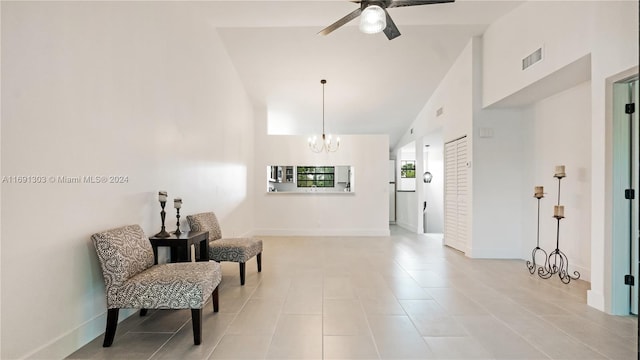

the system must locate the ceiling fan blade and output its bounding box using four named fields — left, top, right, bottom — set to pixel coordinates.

left=318, top=8, right=363, bottom=36
left=382, top=9, right=401, bottom=40
left=388, top=0, right=454, bottom=8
